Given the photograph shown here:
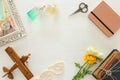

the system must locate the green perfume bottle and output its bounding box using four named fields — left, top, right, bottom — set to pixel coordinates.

left=27, top=7, right=43, bottom=21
